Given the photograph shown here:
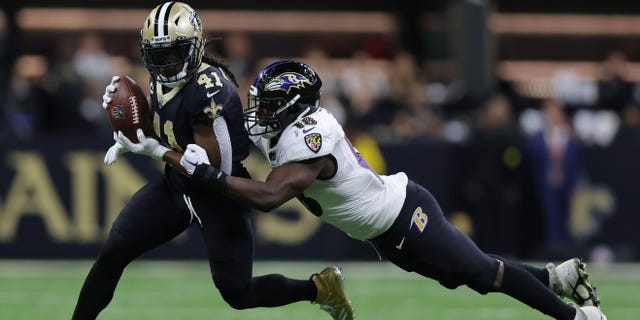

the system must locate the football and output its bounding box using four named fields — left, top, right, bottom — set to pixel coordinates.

left=105, top=75, right=150, bottom=143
